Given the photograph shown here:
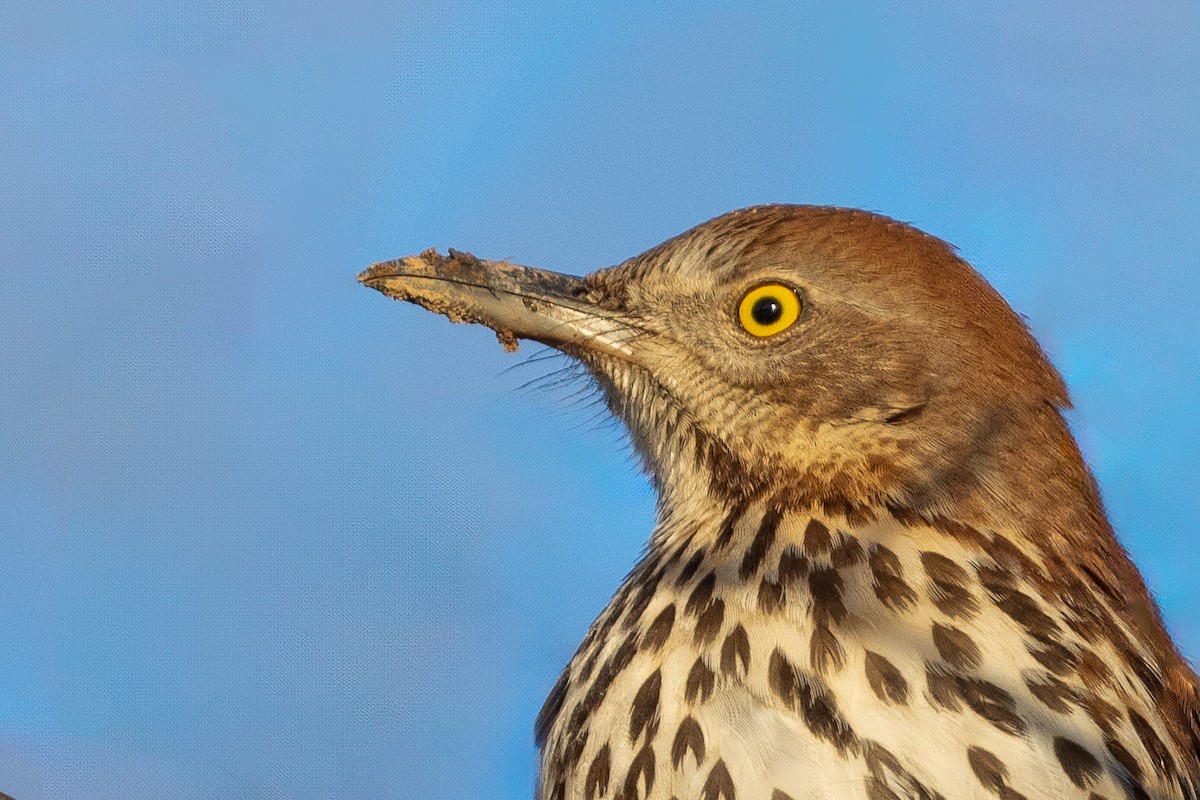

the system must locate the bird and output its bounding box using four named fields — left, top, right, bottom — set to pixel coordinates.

left=359, top=205, right=1200, bottom=800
